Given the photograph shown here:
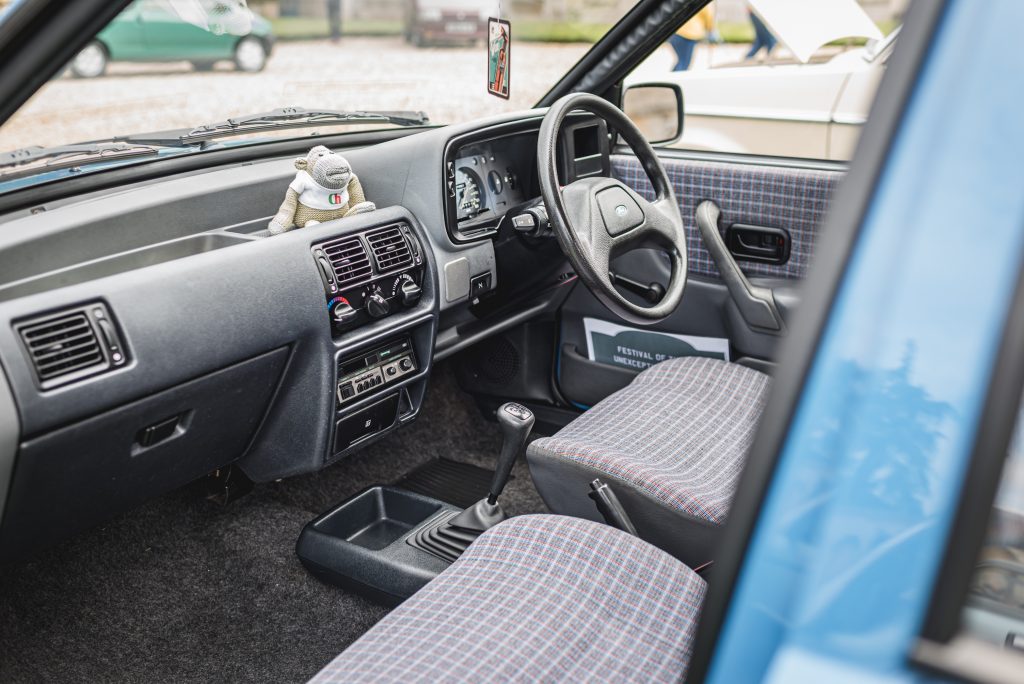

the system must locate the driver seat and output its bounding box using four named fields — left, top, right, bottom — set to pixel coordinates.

left=527, top=355, right=770, bottom=567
